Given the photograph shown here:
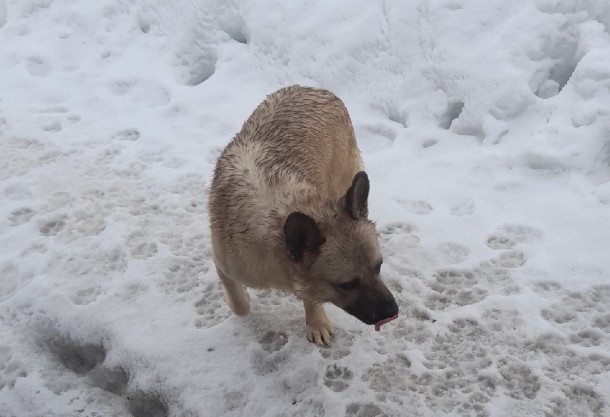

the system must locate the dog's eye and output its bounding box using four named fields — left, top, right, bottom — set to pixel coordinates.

left=337, top=279, right=360, bottom=291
